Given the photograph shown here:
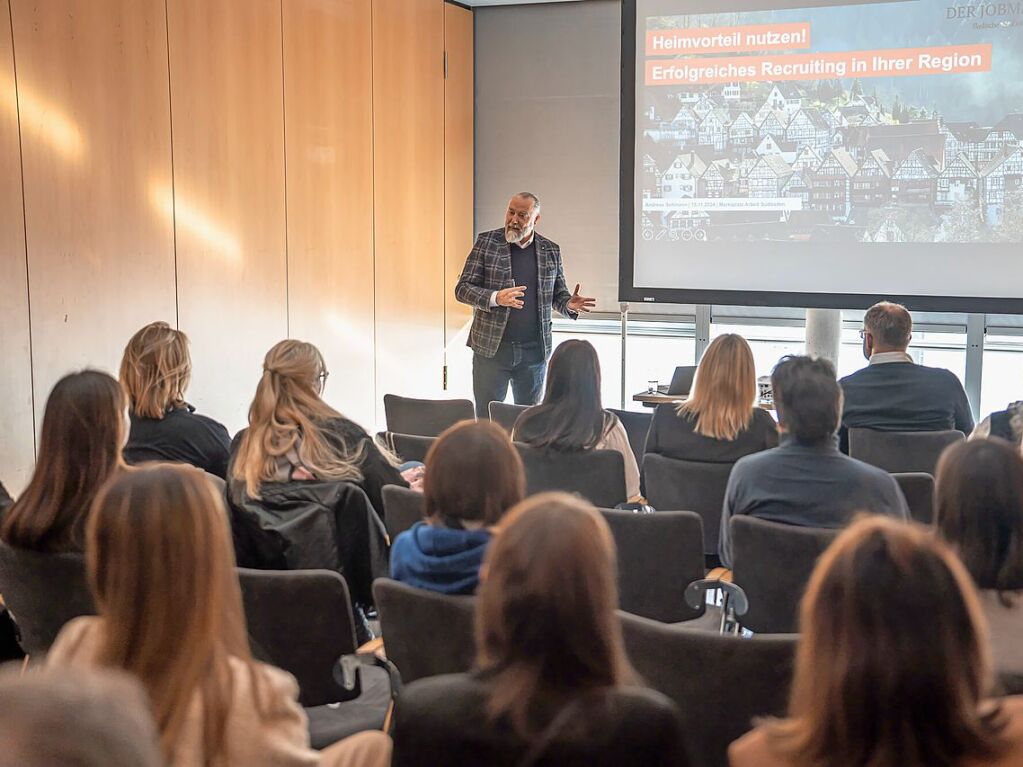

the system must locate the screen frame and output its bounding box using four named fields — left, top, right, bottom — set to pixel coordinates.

left=618, top=0, right=1023, bottom=314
